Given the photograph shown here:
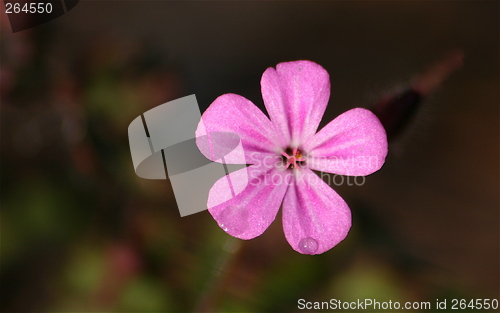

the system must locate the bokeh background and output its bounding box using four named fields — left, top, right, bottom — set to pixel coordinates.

left=1, top=1, right=498, bottom=312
